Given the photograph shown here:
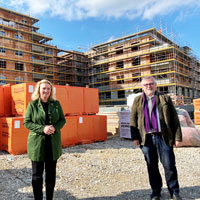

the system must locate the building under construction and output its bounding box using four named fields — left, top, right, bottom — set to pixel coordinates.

left=58, top=51, right=88, bottom=87
left=0, top=6, right=200, bottom=105
left=0, top=7, right=88, bottom=86
left=87, top=28, right=200, bottom=105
